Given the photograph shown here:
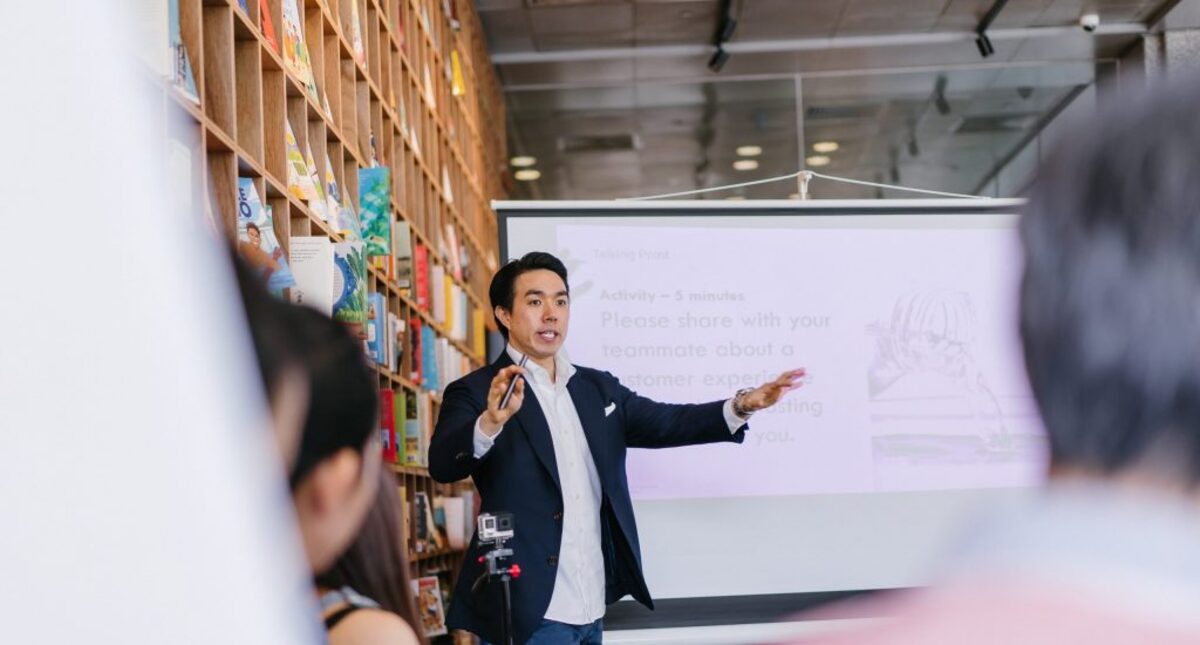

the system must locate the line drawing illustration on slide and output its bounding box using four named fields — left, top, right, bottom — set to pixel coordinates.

left=865, top=290, right=1037, bottom=470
